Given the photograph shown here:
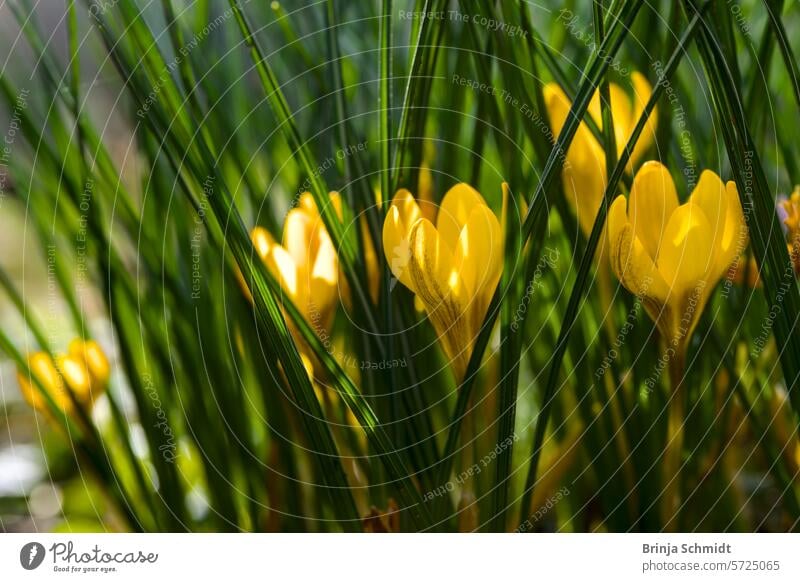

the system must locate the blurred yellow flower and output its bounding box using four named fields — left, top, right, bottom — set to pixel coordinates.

left=607, top=162, right=747, bottom=353
left=248, top=192, right=341, bottom=332
left=17, top=339, right=110, bottom=415
left=781, top=186, right=800, bottom=234
left=544, top=72, right=657, bottom=237
left=383, top=183, right=503, bottom=379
